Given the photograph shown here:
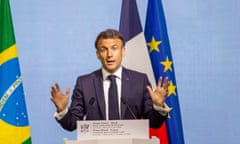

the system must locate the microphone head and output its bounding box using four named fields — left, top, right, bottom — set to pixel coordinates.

left=84, top=97, right=95, bottom=121
left=121, top=96, right=127, bottom=104
left=89, top=97, right=95, bottom=106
